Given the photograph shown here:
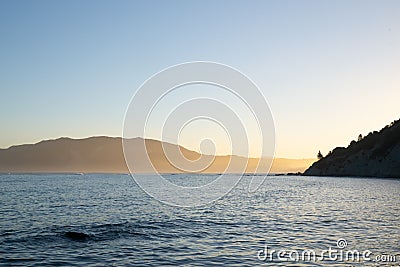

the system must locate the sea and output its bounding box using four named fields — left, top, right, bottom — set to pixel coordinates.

left=0, top=174, right=399, bottom=266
